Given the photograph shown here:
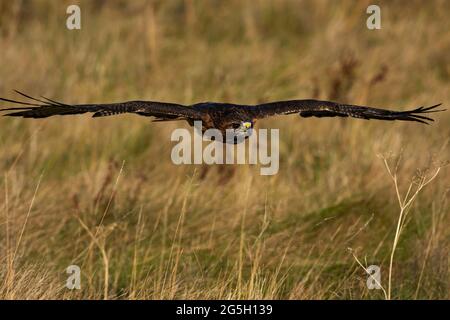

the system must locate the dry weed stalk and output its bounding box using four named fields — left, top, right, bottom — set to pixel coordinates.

left=349, top=248, right=388, bottom=299
left=351, top=155, right=442, bottom=300
left=380, top=154, right=442, bottom=300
